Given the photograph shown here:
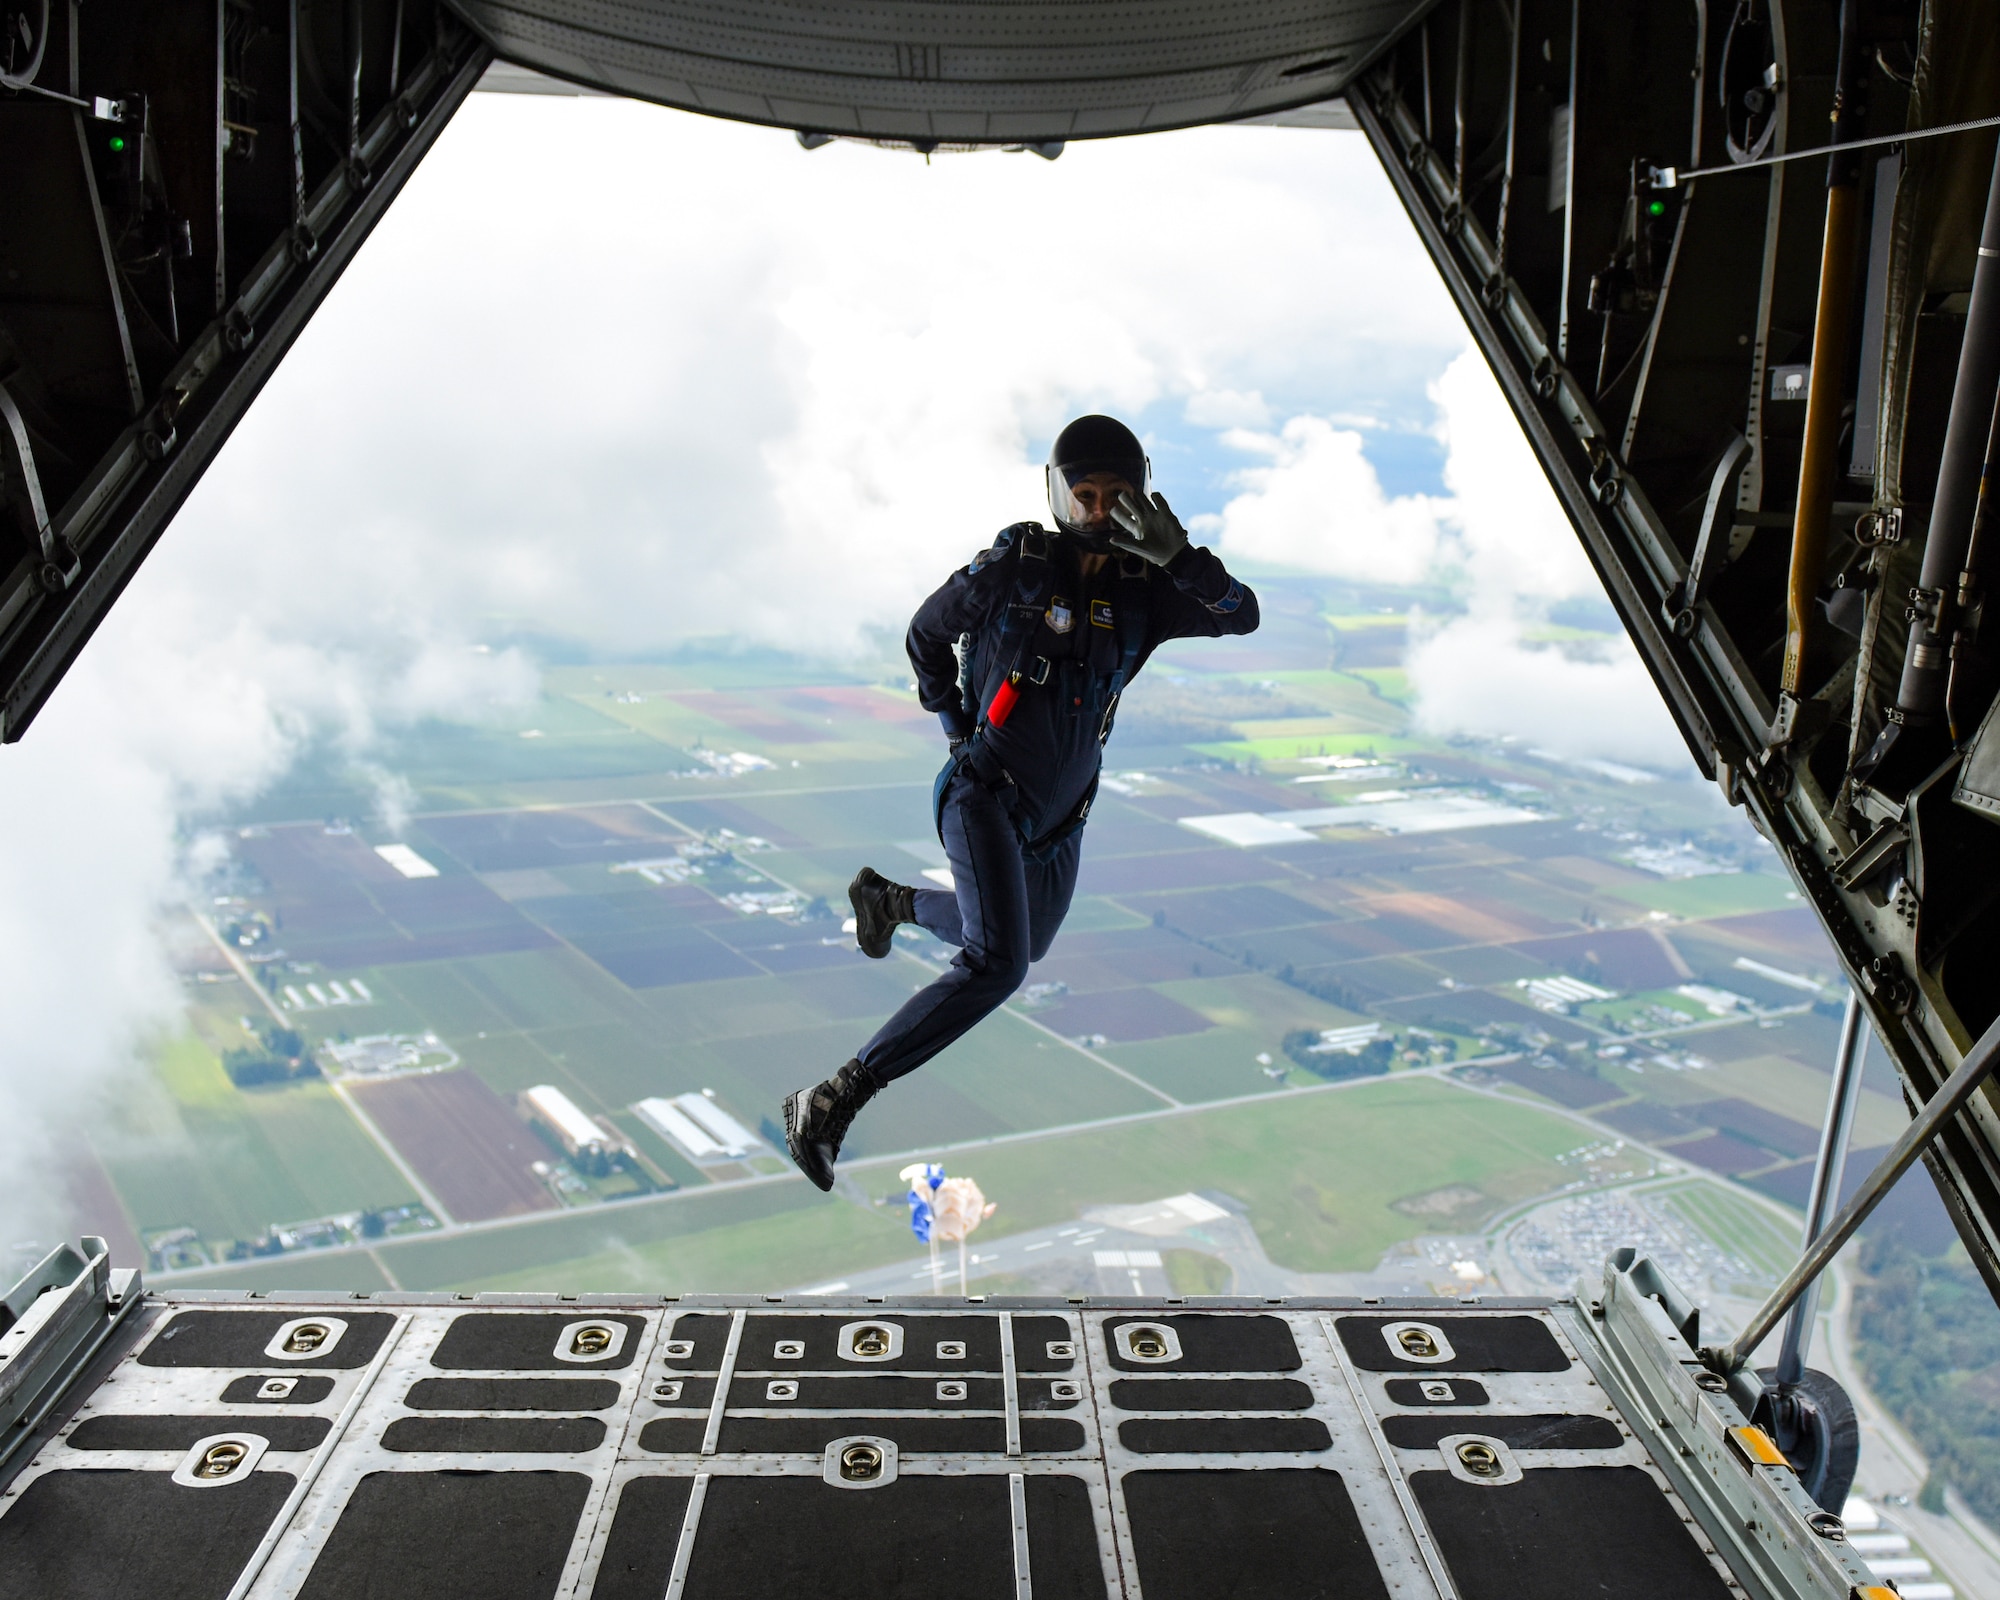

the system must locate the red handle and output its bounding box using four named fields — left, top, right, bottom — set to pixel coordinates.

left=986, top=677, right=1019, bottom=729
